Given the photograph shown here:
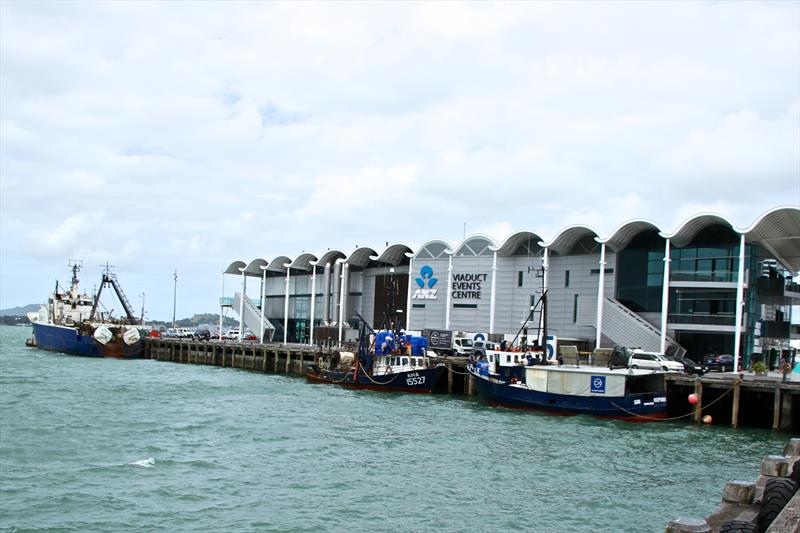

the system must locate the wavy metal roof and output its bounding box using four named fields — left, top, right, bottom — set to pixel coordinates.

left=224, top=260, right=247, bottom=275
left=742, top=206, right=800, bottom=272
left=661, top=213, right=737, bottom=248
left=544, top=225, right=600, bottom=256
left=346, top=247, right=379, bottom=268
left=495, top=231, right=546, bottom=257
left=265, top=255, right=292, bottom=273
left=290, top=252, right=318, bottom=271
left=316, top=249, right=346, bottom=267
left=242, top=258, right=268, bottom=277
left=375, top=243, right=414, bottom=265
left=602, top=220, right=663, bottom=252
left=413, top=239, right=452, bottom=260
left=225, top=207, right=800, bottom=275
left=452, top=234, right=497, bottom=257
